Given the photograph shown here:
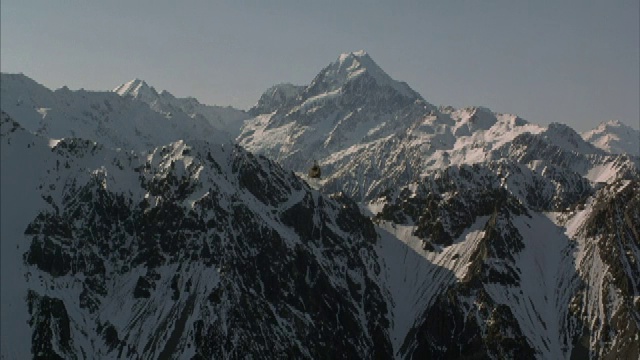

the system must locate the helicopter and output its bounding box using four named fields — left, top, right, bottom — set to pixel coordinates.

left=308, top=160, right=321, bottom=179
